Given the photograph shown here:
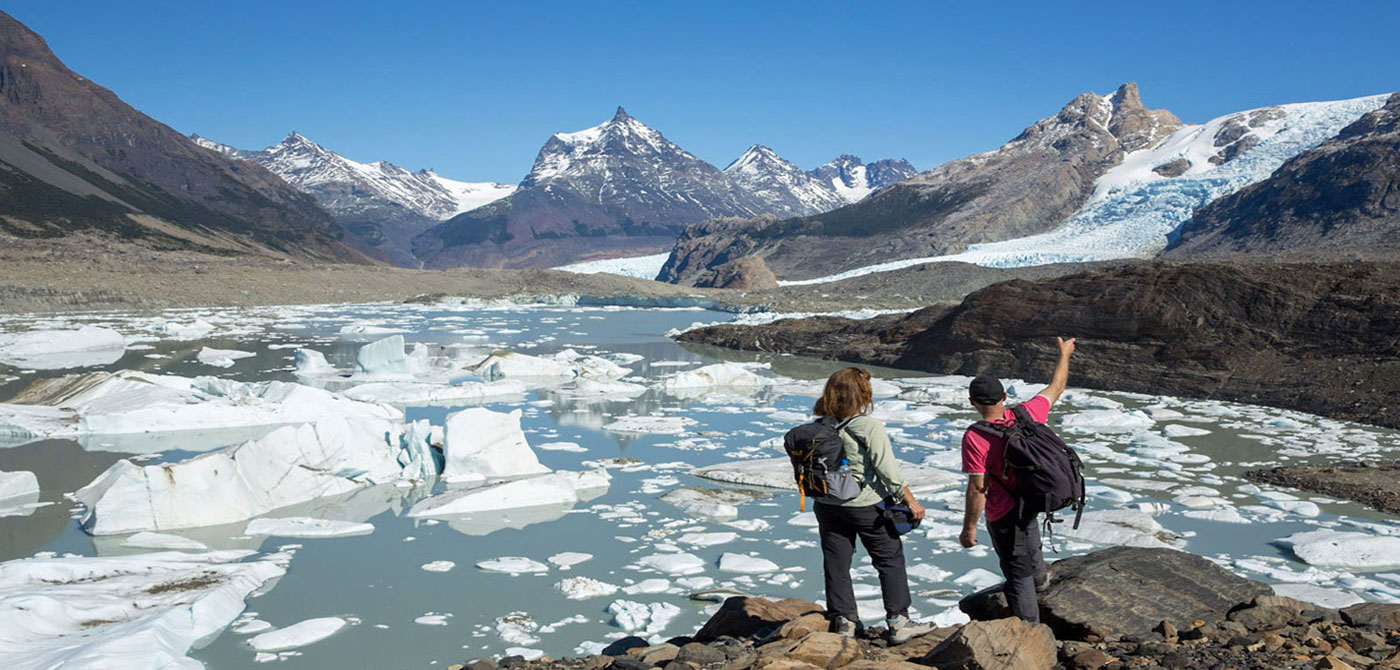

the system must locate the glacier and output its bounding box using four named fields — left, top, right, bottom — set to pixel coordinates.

left=780, top=93, right=1390, bottom=286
